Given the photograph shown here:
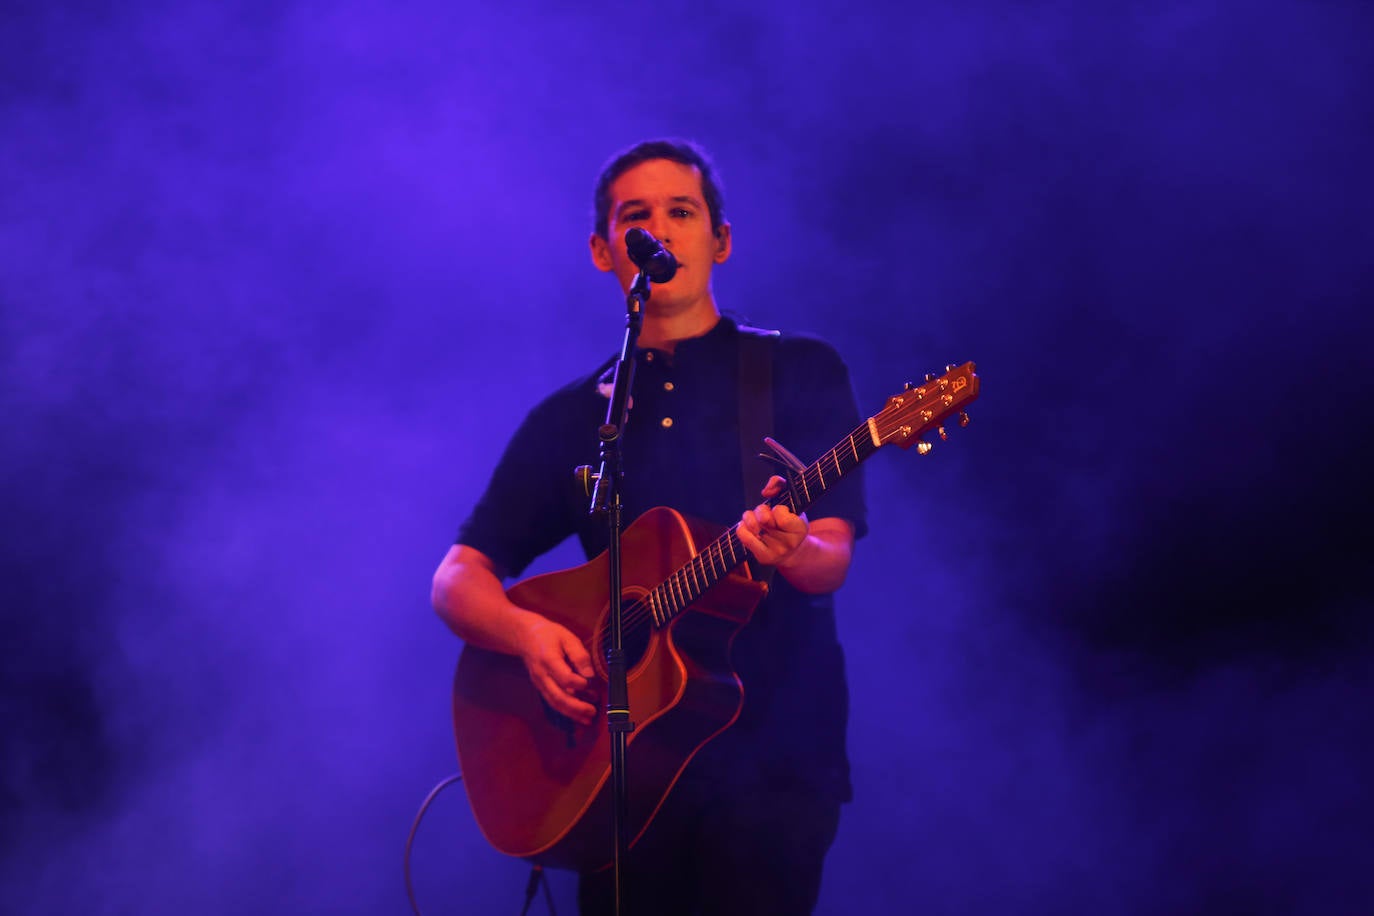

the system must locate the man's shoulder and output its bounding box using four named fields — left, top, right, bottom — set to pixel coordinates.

left=733, top=320, right=781, bottom=339
left=774, top=329, right=850, bottom=369
left=723, top=314, right=844, bottom=361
